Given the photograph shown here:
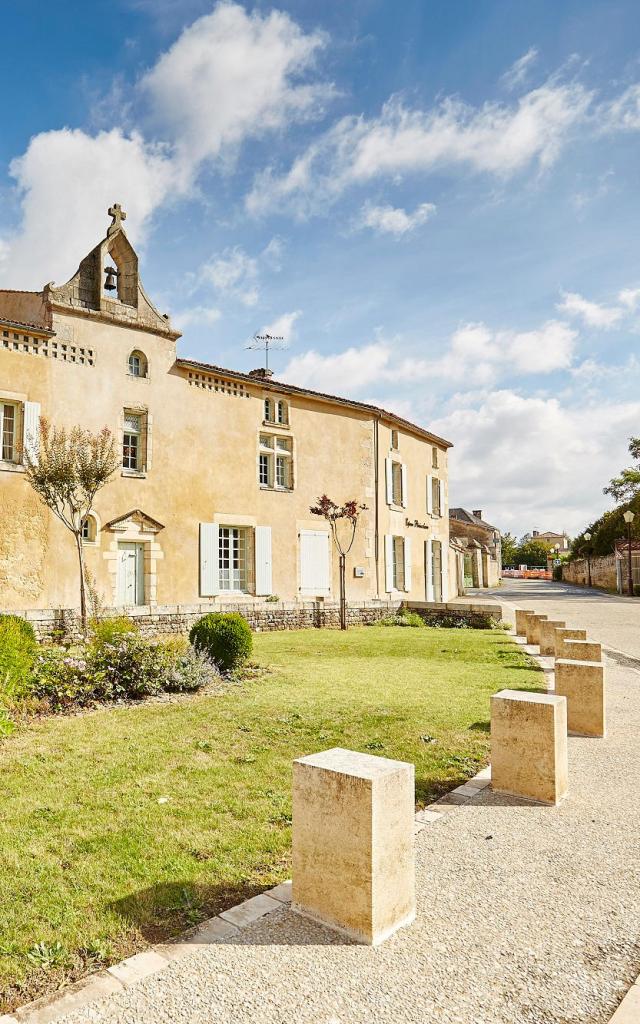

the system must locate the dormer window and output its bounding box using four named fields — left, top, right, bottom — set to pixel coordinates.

left=128, top=351, right=148, bottom=378
left=264, top=397, right=289, bottom=425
